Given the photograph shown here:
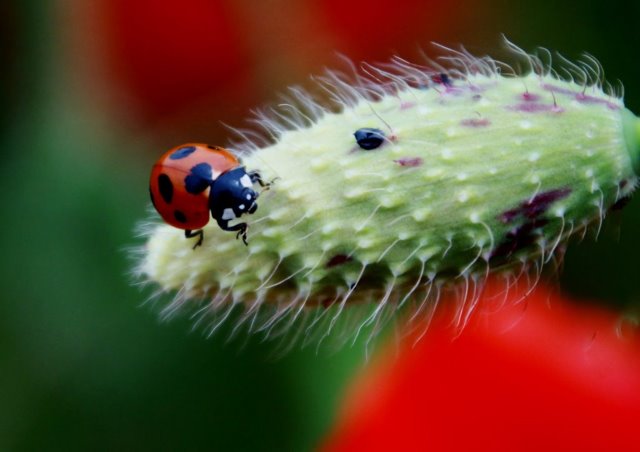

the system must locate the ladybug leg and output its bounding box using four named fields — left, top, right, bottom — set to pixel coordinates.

left=248, top=171, right=279, bottom=191
left=236, top=227, right=249, bottom=246
left=216, top=219, right=249, bottom=246
left=185, top=229, right=204, bottom=249
left=248, top=171, right=265, bottom=186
